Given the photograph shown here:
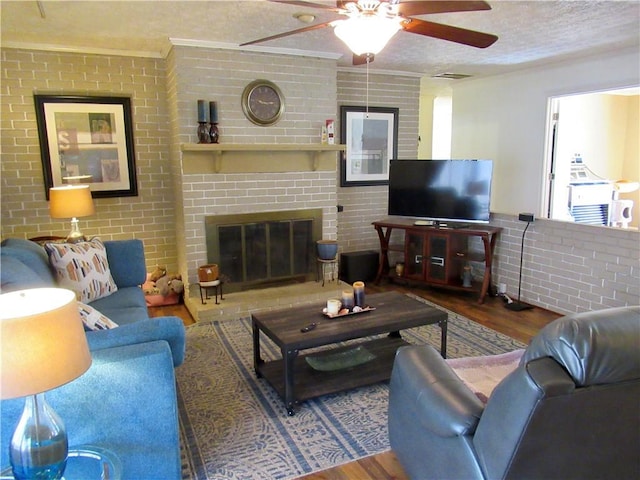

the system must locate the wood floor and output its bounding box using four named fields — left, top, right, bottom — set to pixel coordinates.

left=149, top=282, right=561, bottom=480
